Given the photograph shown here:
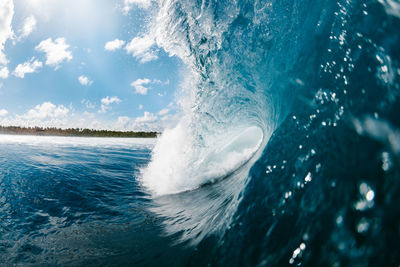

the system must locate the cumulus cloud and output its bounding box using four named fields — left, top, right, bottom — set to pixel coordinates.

left=132, top=111, right=159, bottom=131
left=112, top=111, right=163, bottom=131
left=0, top=0, right=14, bottom=65
left=131, top=78, right=151, bottom=95
left=78, top=75, right=93, bottom=86
left=18, top=15, right=37, bottom=40
left=104, top=39, right=125, bottom=51
left=100, top=96, right=121, bottom=113
left=101, top=96, right=121, bottom=106
left=0, top=108, right=8, bottom=117
left=131, top=78, right=169, bottom=95
left=116, top=116, right=131, bottom=129
left=138, top=104, right=143, bottom=110
left=135, top=111, right=157, bottom=123
left=0, top=103, right=166, bottom=131
left=125, top=34, right=157, bottom=63
left=122, top=0, right=152, bottom=14
left=21, top=102, right=69, bottom=120
left=0, top=106, right=103, bottom=130
left=81, top=99, right=95, bottom=109
left=0, top=66, right=9, bottom=79
left=158, top=108, right=169, bottom=116
left=131, top=111, right=175, bottom=131
left=35, top=37, right=72, bottom=69
left=13, top=57, right=42, bottom=78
